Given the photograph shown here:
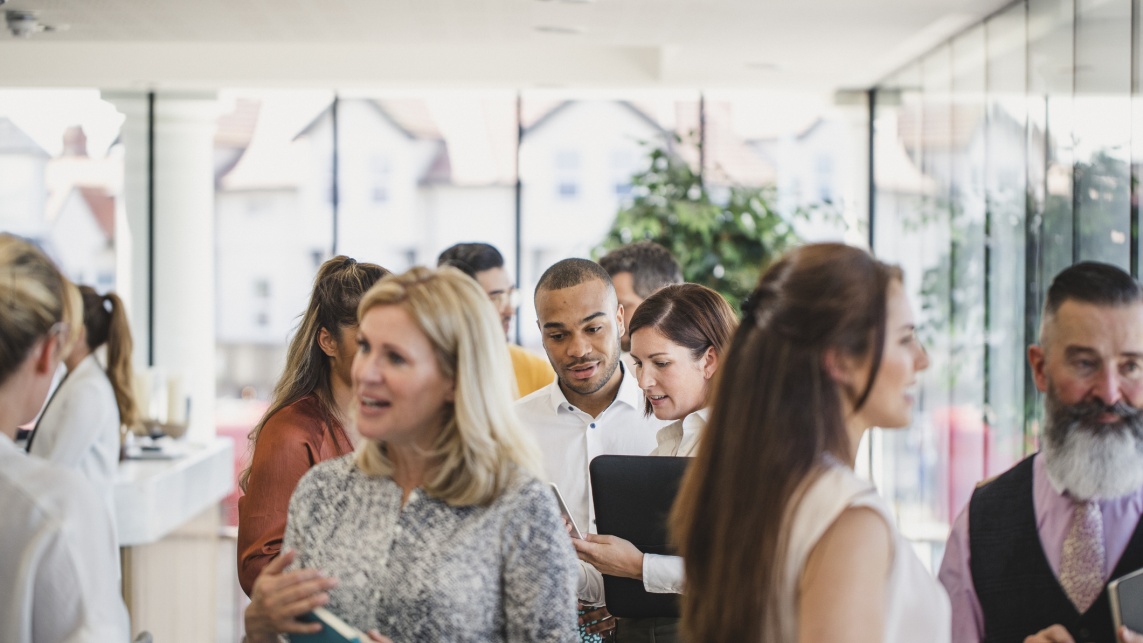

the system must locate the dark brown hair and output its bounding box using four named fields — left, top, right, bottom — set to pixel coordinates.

left=627, top=283, right=737, bottom=416
left=78, top=285, right=139, bottom=429
left=598, top=241, right=682, bottom=298
left=240, top=256, right=388, bottom=491
left=670, top=243, right=901, bottom=642
left=1043, top=261, right=1143, bottom=318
